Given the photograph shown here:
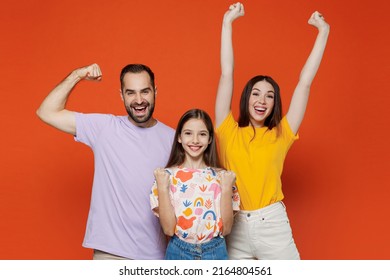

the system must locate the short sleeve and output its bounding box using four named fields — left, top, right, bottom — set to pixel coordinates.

left=232, top=185, right=240, bottom=212
left=280, top=117, right=299, bottom=151
left=74, top=113, right=113, bottom=148
left=149, top=180, right=160, bottom=217
left=215, top=111, right=237, bottom=140
left=282, top=117, right=299, bottom=141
